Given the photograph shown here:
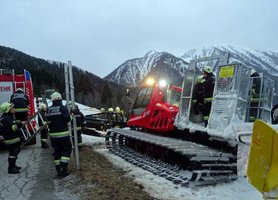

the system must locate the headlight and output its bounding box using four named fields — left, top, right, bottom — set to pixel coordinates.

left=158, top=80, right=167, bottom=87
left=145, top=78, right=155, bottom=86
